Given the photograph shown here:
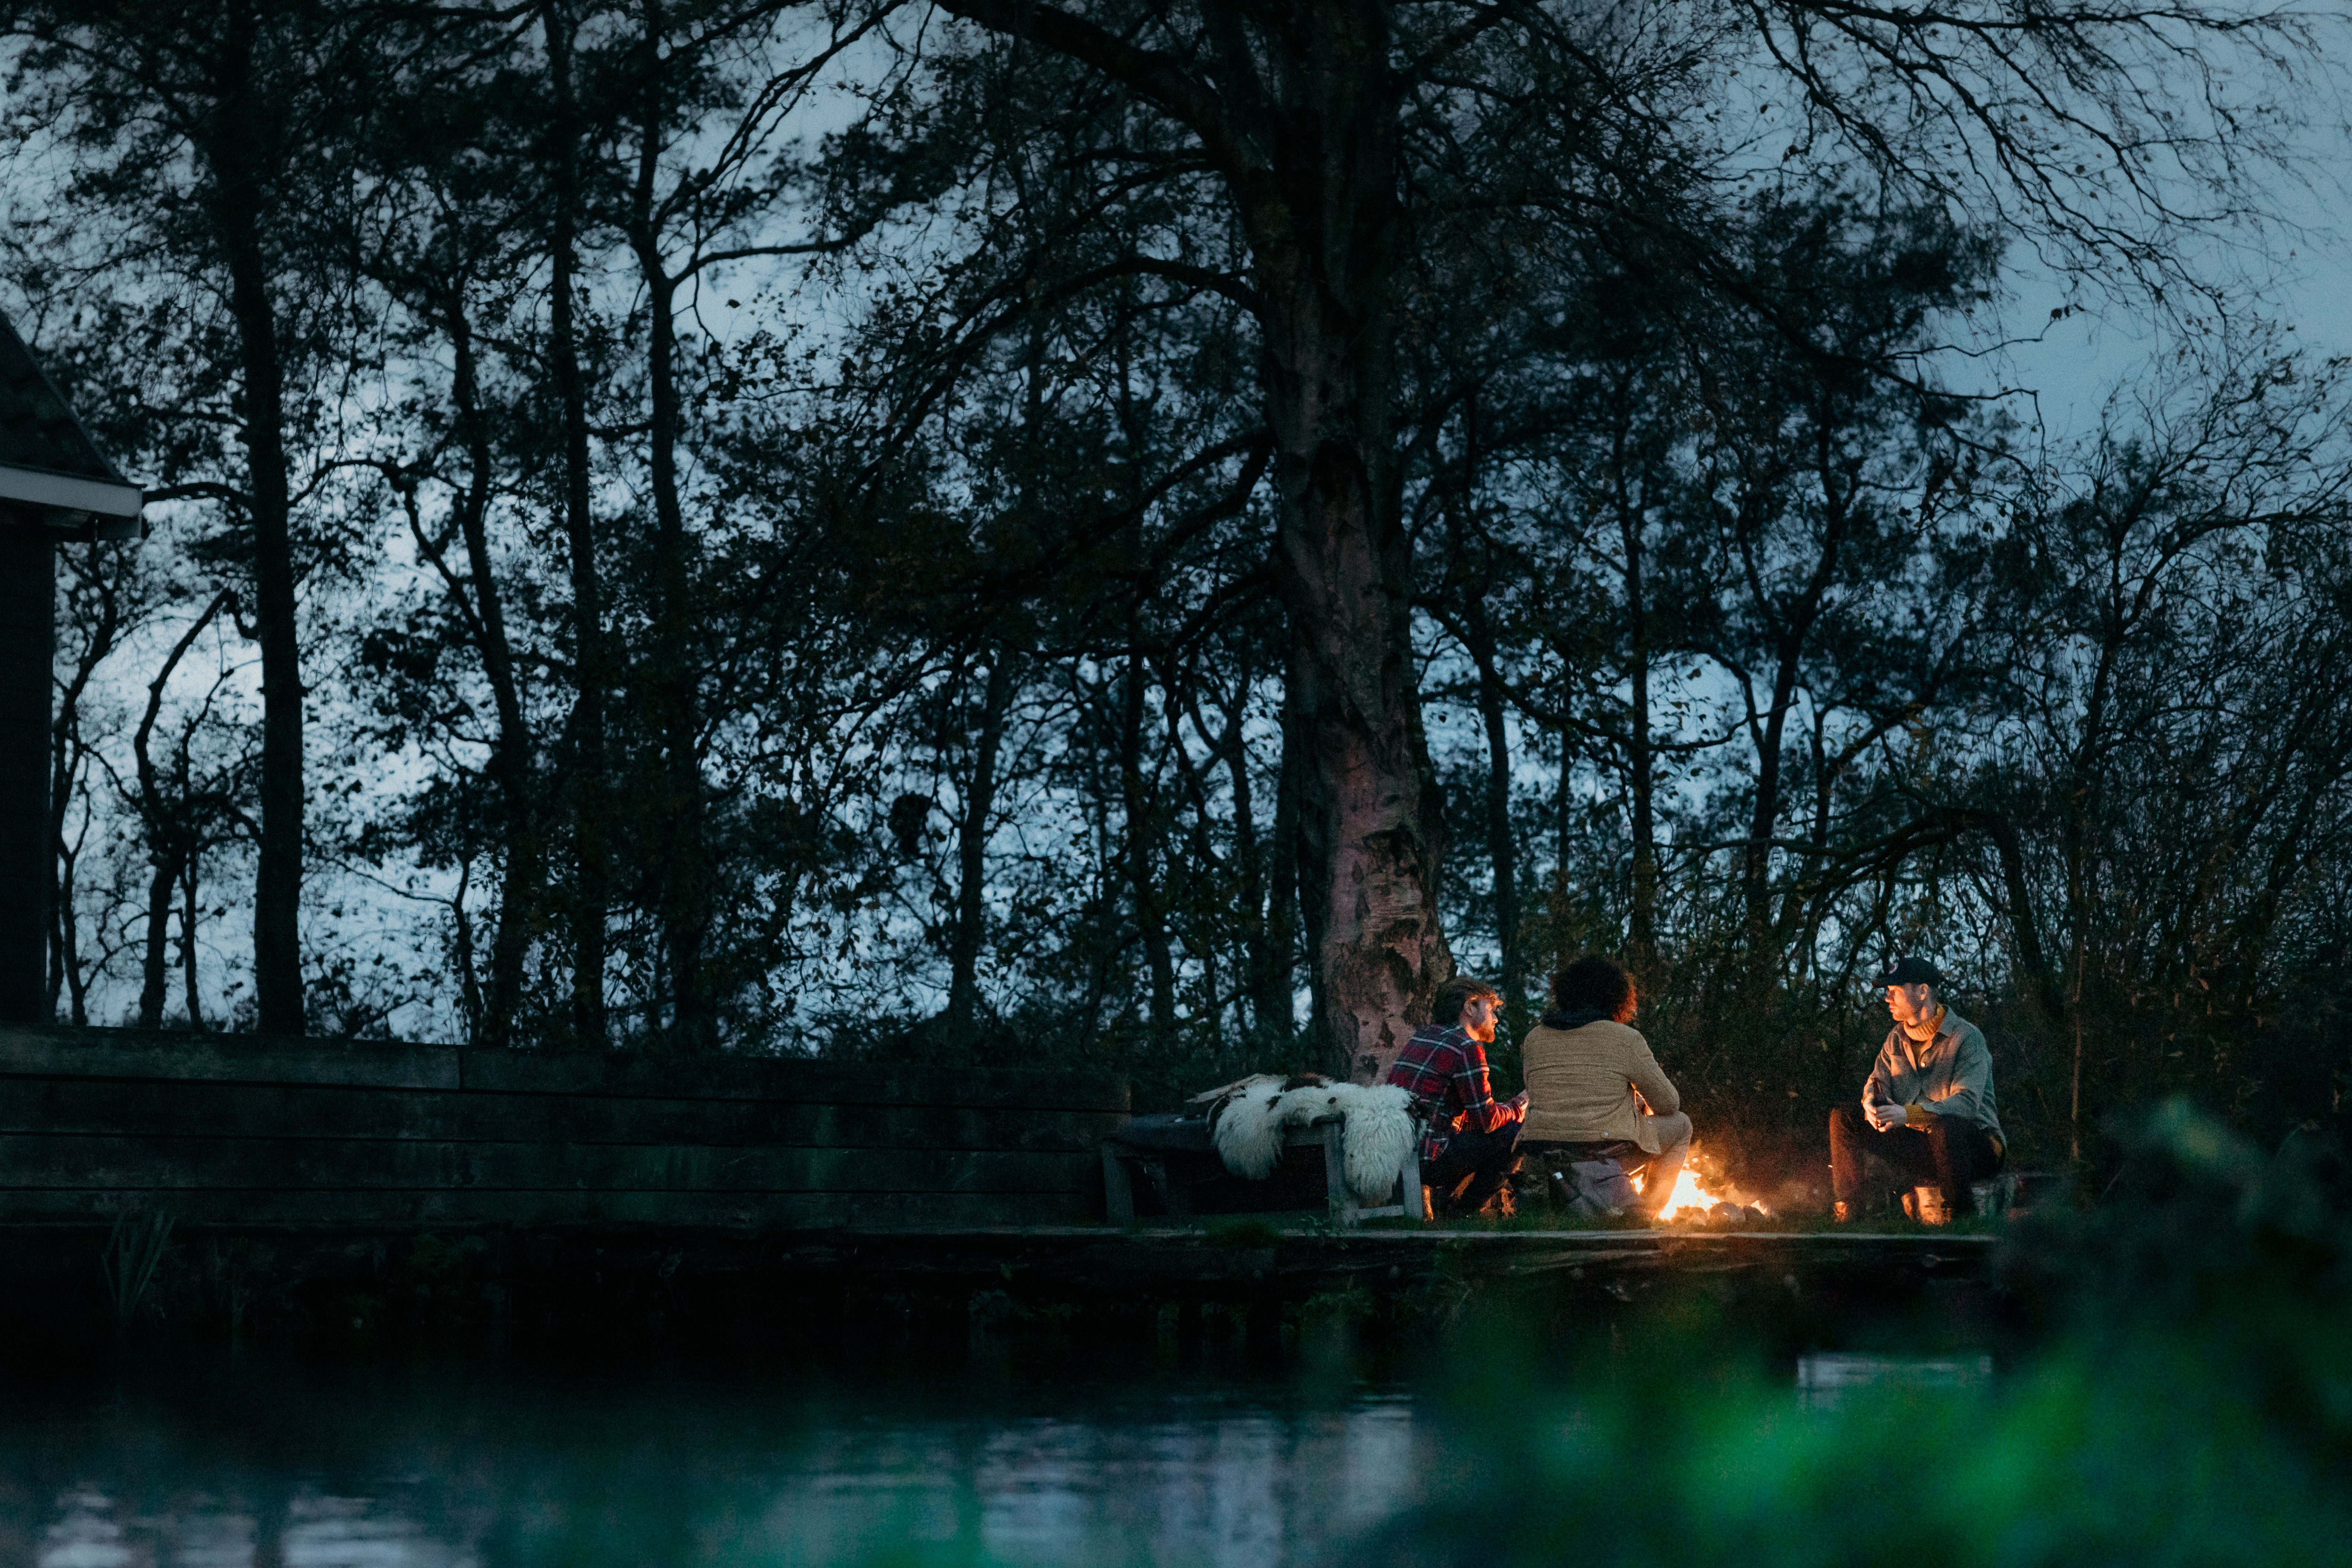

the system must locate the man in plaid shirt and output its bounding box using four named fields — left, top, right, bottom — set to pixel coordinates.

left=1388, top=976, right=1526, bottom=1214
